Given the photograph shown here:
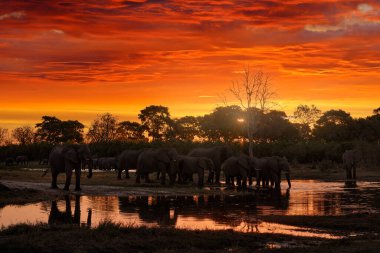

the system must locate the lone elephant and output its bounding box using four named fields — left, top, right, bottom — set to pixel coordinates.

left=254, top=156, right=291, bottom=190
left=342, top=149, right=360, bottom=180
left=222, top=154, right=255, bottom=189
left=44, top=144, right=93, bottom=191
left=177, top=155, right=214, bottom=188
left=136, top=148, right=178, bottom=185
left=117, top=149, right=146, bottom=179
left=188, top=146, right=233, bottom=184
